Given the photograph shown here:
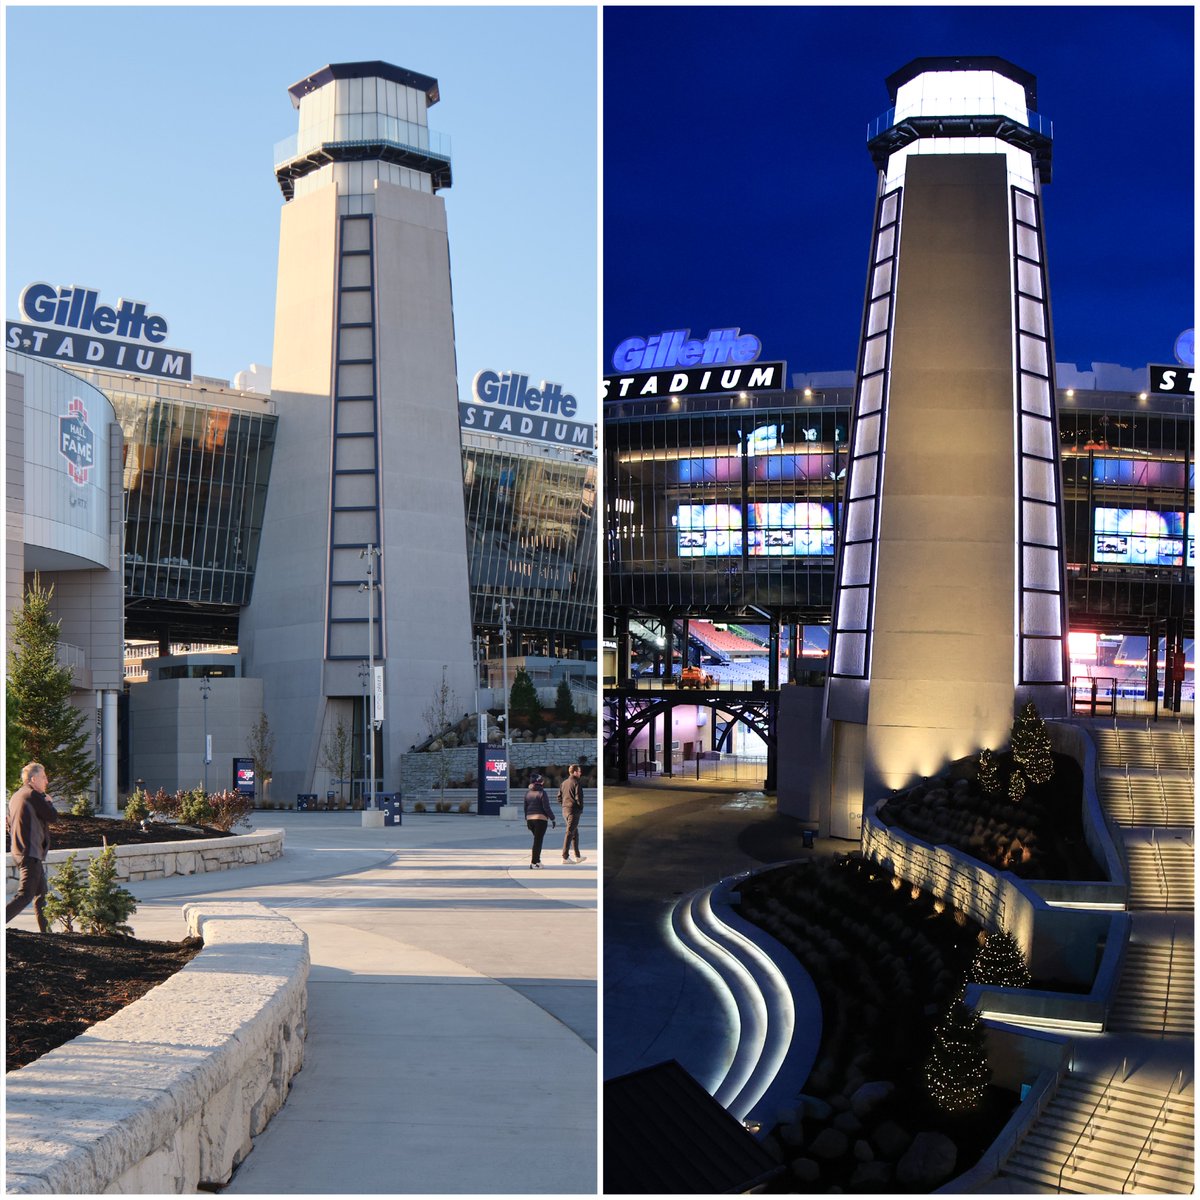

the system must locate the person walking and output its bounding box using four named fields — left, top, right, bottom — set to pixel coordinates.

left=6, top=763, right=58, bottom=931
left=559, top=763, right=584, bottom=863
left=523, top=774, right=555, bottom=869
